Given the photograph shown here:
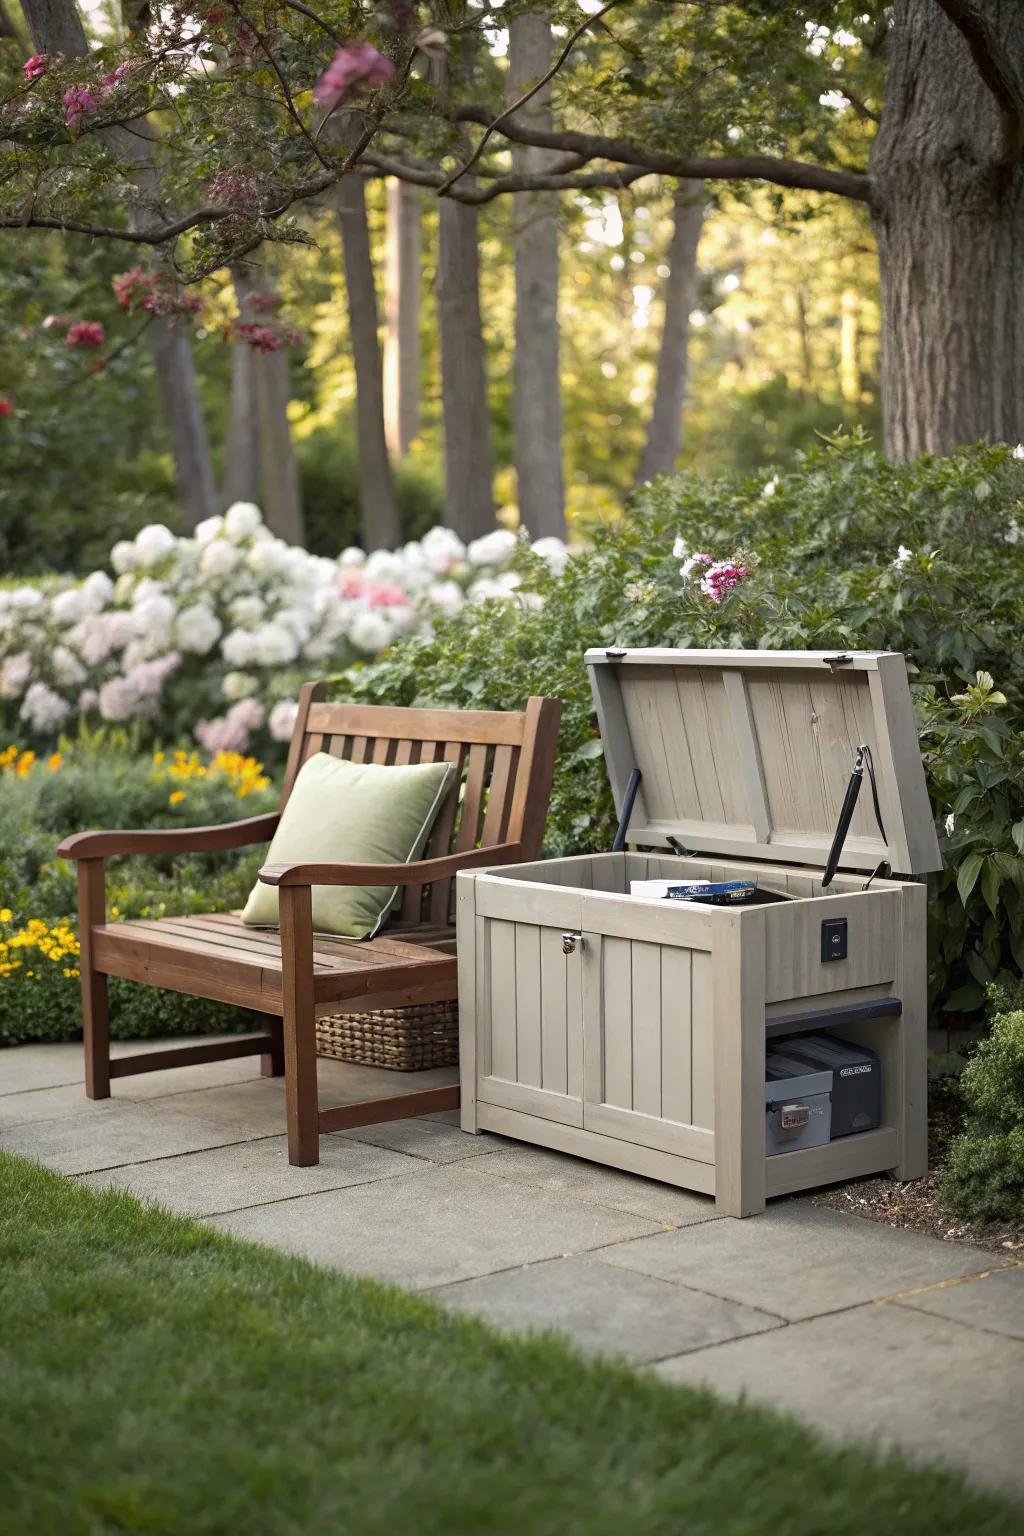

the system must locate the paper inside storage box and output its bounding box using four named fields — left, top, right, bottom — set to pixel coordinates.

left=629, top=879, right=710, bottom=899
